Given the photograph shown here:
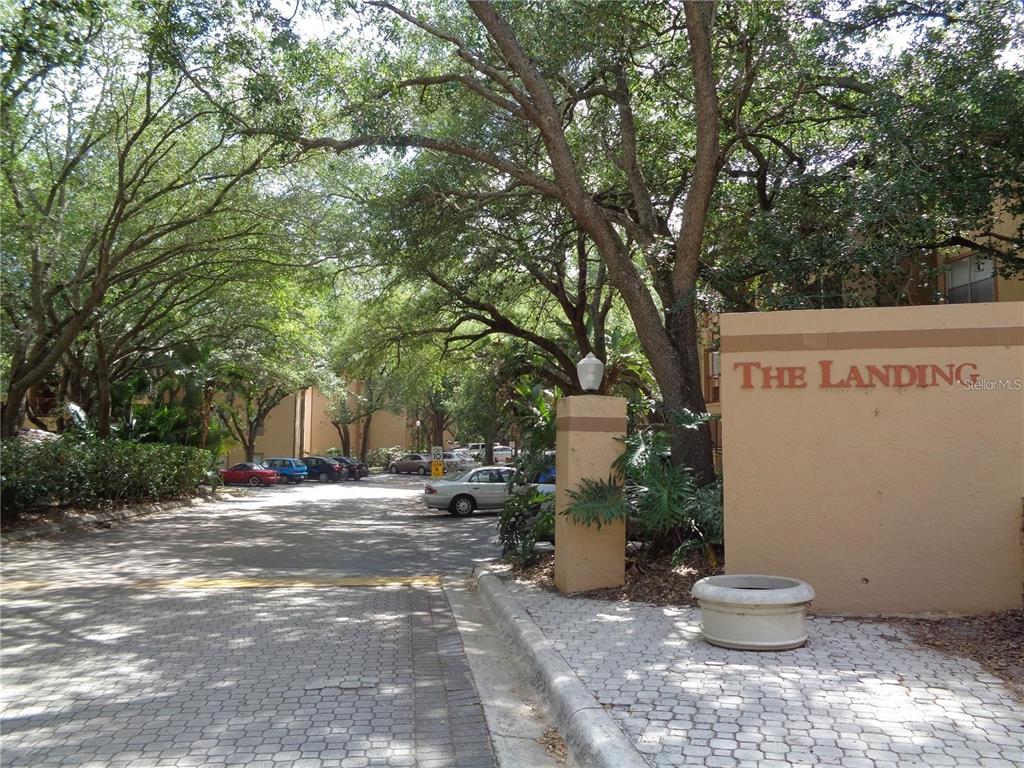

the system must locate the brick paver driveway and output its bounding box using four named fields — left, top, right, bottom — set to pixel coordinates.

left=1, top=477, right=501, bottom=768
left=512, top=582, right=1024, bottom=768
